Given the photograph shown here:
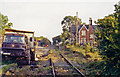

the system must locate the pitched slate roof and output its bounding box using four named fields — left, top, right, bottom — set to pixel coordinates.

left=78, top=25, right=89, bottom=31
left=71, top=25, right=88, bottom=34
left=71, top=25, right=97, bottom=34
